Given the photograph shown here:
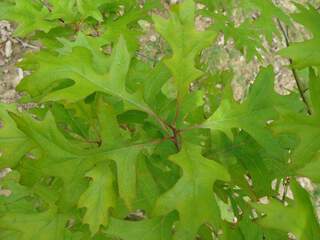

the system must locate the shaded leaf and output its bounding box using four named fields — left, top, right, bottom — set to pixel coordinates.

left=154, top=142, right=230, bottom=240
left=279, top=4, right=320, bottom=68
left=153, top=0, right=217, bottom=99
left=104, top=213, right=176, bottom=240
left=253, top=180, right=320, bottom=240
left=0, top=104, right=33, bottom=168
left=78, top=163, right=116, bottom=235
left=0, top=210, right=67, bottom=240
